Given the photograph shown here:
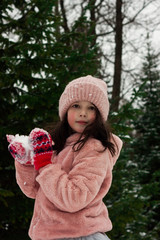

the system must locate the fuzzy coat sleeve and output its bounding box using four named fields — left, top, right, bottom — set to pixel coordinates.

left=111, top=134, right=123, bottom=166
left=15, top=161, right=39, bottom=199
left=36, top=139, right=109, bottom=213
